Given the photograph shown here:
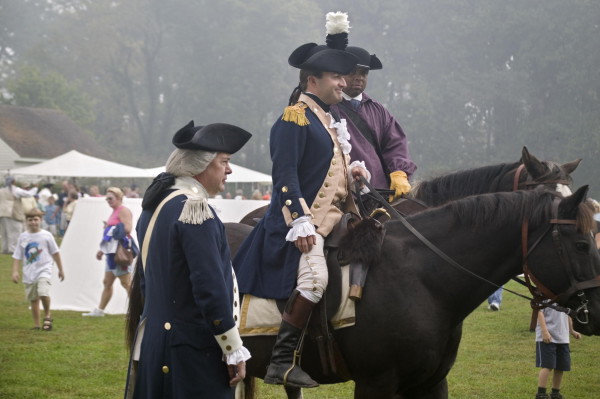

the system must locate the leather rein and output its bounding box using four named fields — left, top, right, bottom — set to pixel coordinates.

left=357, top=167, right=600, bottom=323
